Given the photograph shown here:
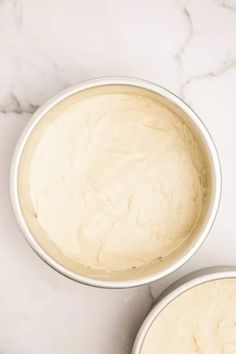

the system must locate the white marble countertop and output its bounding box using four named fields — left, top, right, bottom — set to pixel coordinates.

left=0, top=0, right=236, bottom=353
